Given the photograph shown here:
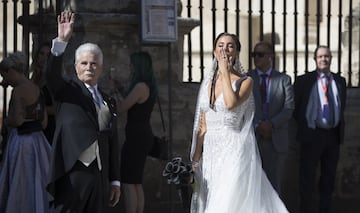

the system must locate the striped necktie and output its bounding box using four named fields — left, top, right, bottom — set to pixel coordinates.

left=90, top=86, right=101, bottom=107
